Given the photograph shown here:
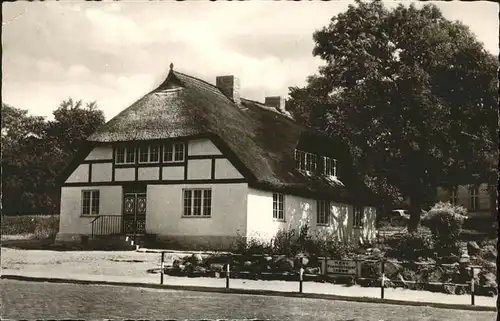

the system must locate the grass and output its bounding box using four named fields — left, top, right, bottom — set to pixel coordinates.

left=2, top=215, right=59, bottom=240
